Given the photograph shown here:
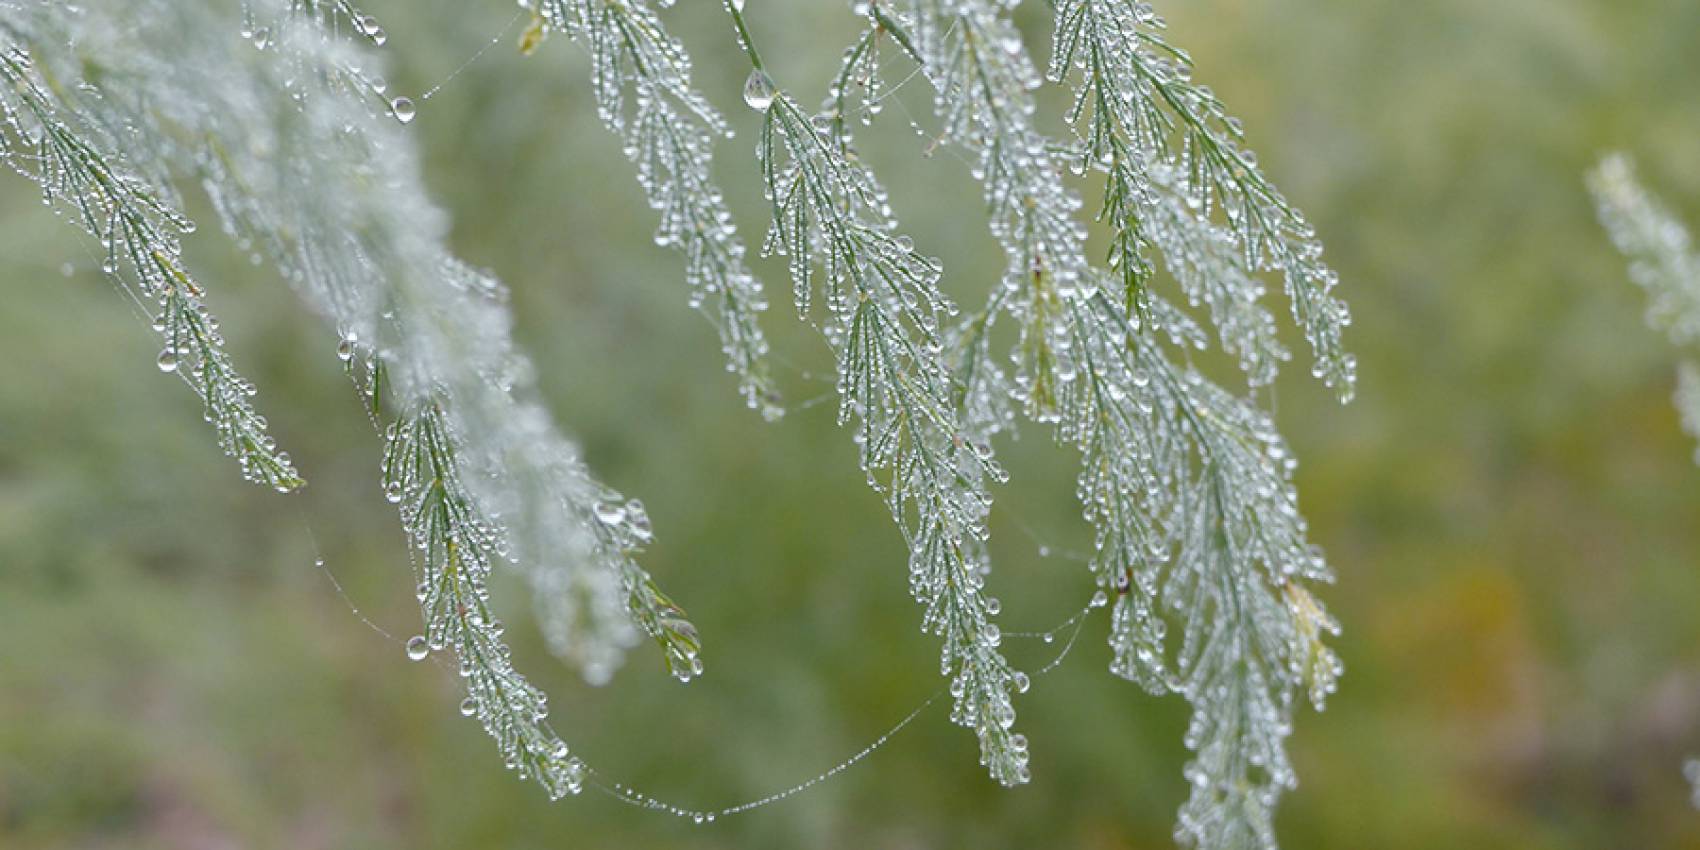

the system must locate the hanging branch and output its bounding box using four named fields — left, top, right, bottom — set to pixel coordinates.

left=837, top=3, right=1348, bottom=844
left=724, top=0, right=1032, bottom=787
left=1590, top=155, right=1700, bottom=464
left=0, top=40, right=302, bottom=493
left=3, top=0, right=701, bottom=799
left=521, top=0, right=781, bottom=419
